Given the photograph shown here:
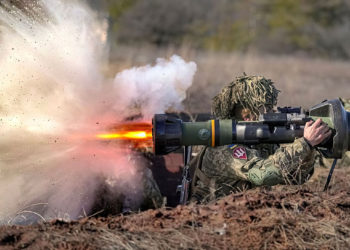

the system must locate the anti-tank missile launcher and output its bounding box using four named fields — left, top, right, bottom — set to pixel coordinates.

left=153, top=99, right=350, bottom=158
